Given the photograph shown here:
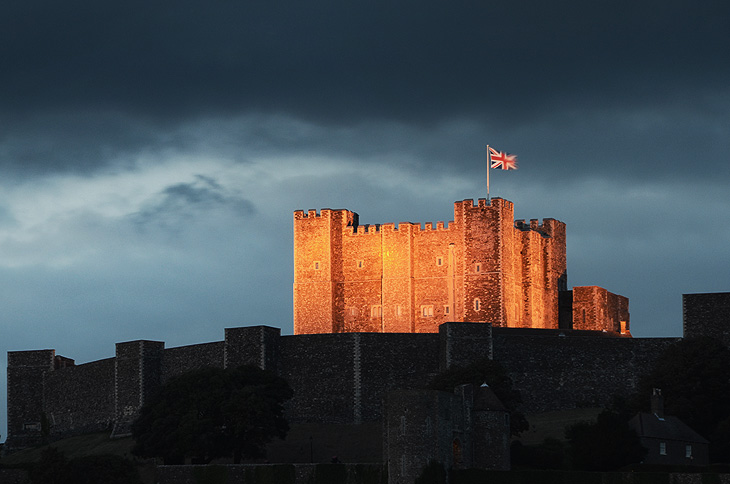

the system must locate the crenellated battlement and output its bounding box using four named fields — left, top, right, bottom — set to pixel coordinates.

left=339, top=219, right=457, bottom=236
left=294, top=208, right=359, bottom=227
left=420, top=220, right=453, bottom=231
left=515, top=218, right=563, bottom=238
left=355, top=224, right=380, bottom=235
left=457, top=197, right=513, bottom=211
